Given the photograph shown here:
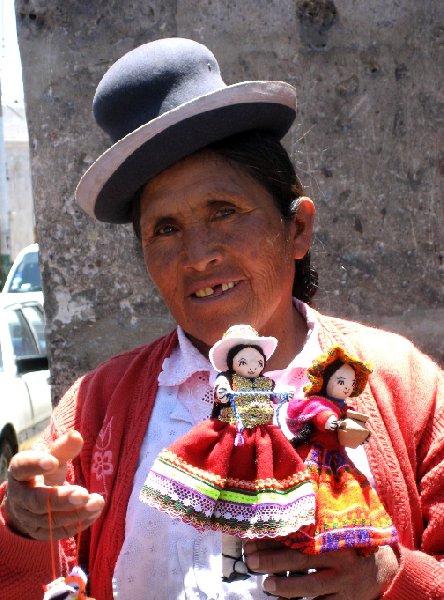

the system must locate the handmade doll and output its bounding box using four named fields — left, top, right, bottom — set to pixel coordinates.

left=284, top=346, right=398, bottom=554
left=140, top=324, right=316, bottom=581
left=43, top=567, right=94, bottom=600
